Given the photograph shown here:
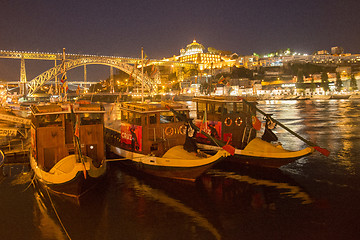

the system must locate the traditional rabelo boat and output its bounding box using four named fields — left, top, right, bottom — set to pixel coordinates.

left=192, top=96, right=318, bottom=168
left=30, top=102, right=107, bottom=199
left=105, top=101, right=230, bottom=181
